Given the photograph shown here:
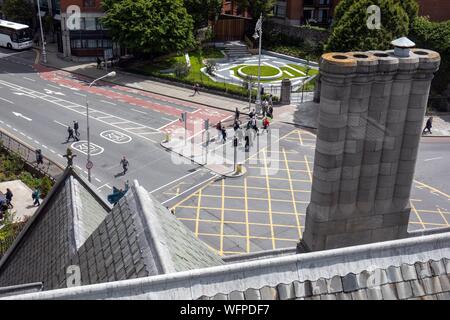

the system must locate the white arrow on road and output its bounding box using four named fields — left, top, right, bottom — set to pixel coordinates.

left=44, top=89, right=65, bottom=96
left=12, top=92, right=35, bottom=98
left=12, top=112, right=32, bottom=121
